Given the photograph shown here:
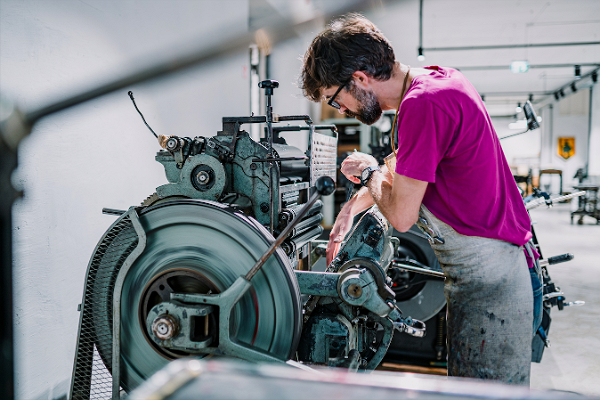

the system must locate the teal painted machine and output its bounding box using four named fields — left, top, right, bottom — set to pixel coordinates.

left=70, top=81, right=426, bottom=400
